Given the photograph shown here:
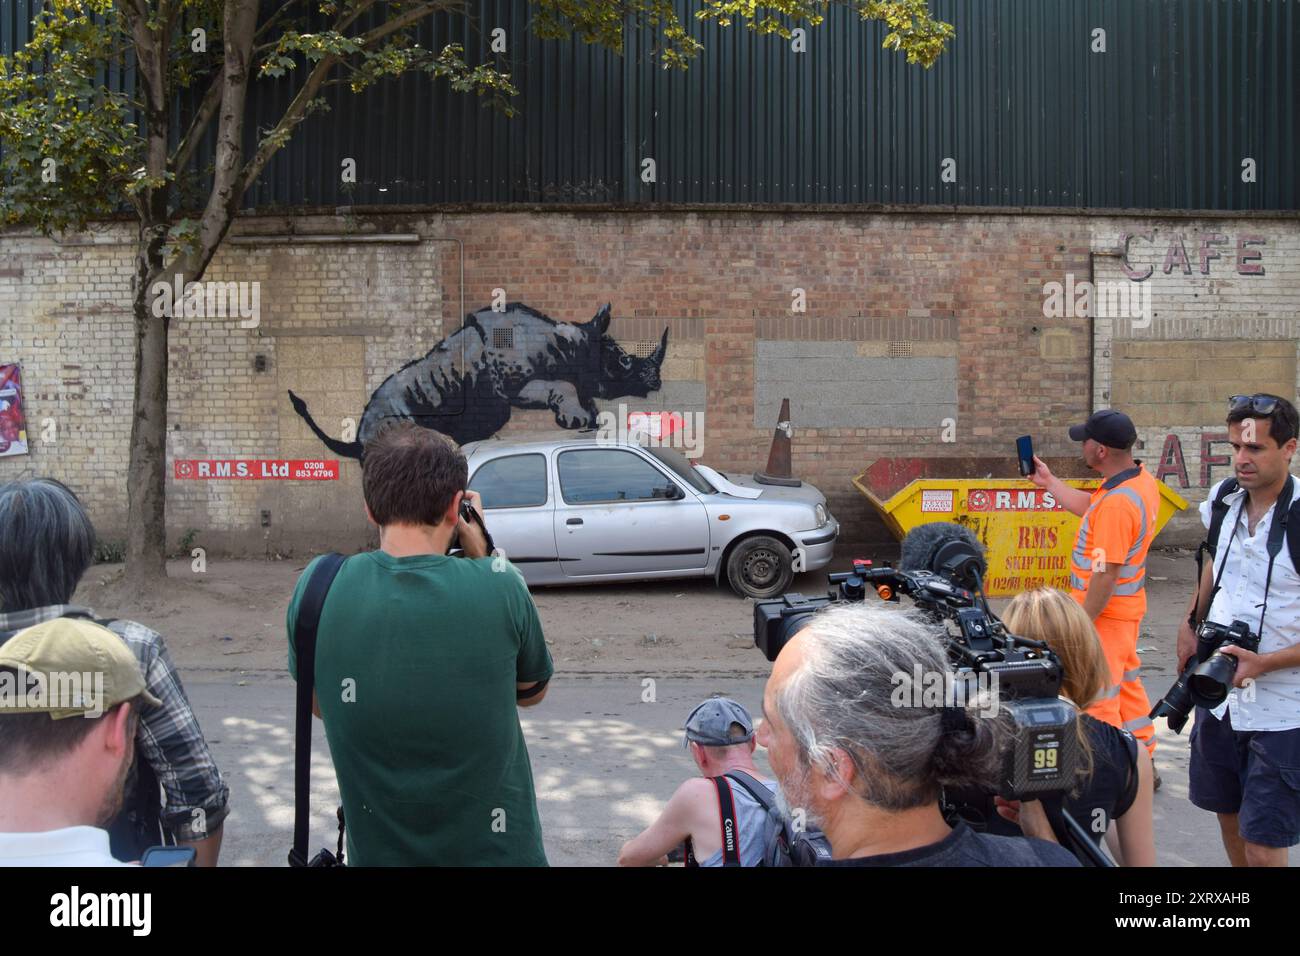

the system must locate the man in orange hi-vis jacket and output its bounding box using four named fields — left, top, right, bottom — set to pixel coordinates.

left=1031, top=410, right=1162, bottom=764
